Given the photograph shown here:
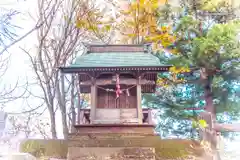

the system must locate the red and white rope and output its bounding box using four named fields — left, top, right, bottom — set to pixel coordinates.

left=116, top=74, right=122, bottom=98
